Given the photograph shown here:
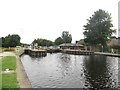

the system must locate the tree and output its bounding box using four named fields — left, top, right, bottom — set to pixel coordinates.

left=1, top=34, right=21, bottom=47
left=61, top=31, right=72, bottom=43
left=1, top=37, right=5, bottom=47
left=10, top=34, right=21, bottom=47
left=3, top=34, right=13, bottom=47
left=32, top=38, right=53, bottom=46
left=54, top=37, right=64, bottom=45
left=83, top=9, right=116, bottom=51
left=78, top=39, right=85, bottom=45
